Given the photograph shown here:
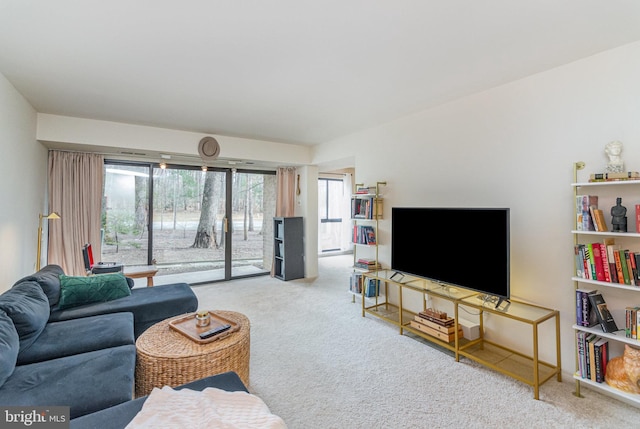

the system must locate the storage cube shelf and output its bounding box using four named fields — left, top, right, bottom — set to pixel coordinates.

left=273, top=217, right=304, bottom=281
